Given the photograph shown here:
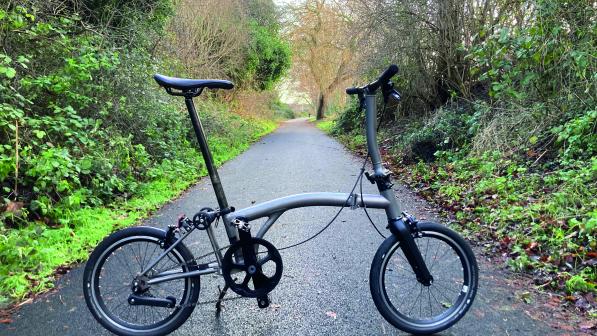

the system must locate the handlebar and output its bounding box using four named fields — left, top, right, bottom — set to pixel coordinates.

left=346, top=64, right=399, bottom=95
left=346, top=87, right=361, bottom=95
